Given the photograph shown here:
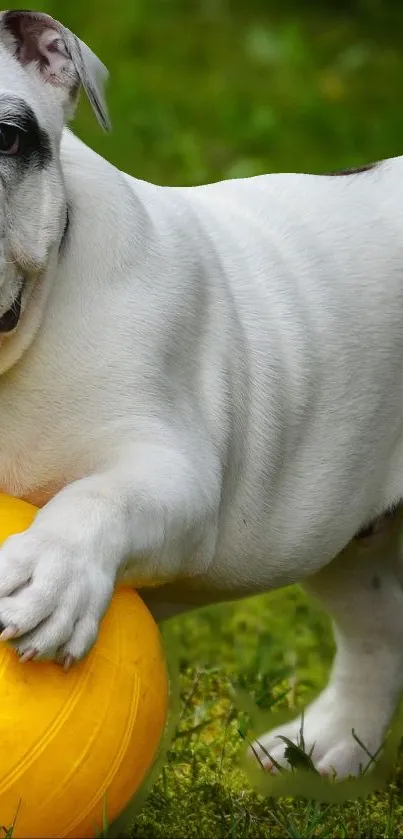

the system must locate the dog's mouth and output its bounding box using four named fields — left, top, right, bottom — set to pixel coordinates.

left=0, top=279, right=25, bottom=334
